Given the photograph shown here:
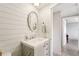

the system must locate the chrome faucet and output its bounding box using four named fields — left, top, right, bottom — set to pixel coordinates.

left=25, top=36, right=35, bottom=40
